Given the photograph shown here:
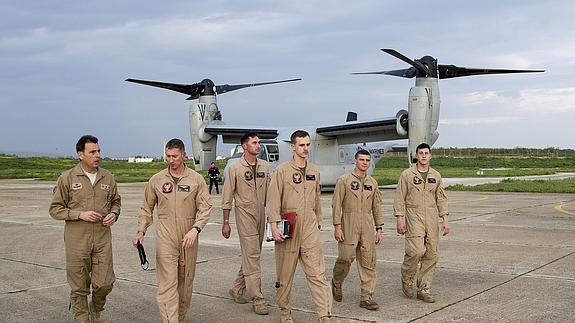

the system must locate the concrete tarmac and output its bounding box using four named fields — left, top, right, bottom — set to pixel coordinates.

left=1, top=179, right=574, bottom=322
